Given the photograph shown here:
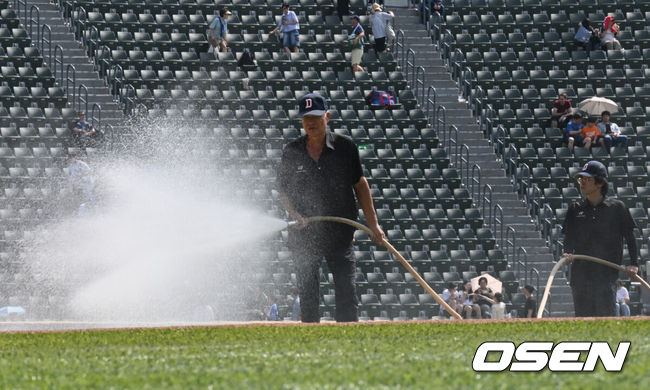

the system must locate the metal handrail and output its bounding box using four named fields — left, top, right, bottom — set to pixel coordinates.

left=75, top=6, right=88, bottom=42
left=462, top=66, right=474, bottom=103
left=65, top=64, right=76, bottom=104
left=108, top=64, right=124, bottom=100
left=458, top=143, right=470, bottom=181
left=40, top=24, right=52, bottom=66
left=84, top=24, right=99, bottom=57
left=415, top=66, right=425, bottom=104
left=516, top=163, right=531, bottom=199
left=529, top=267, right=542, bottom=315
left=493, top=204, right=504, bottom=250
left=14, top=0, right=27, bottom=27
left=506, top=143, right=518, bottom=179
left=435, top=105, right=446, bottom=140
left=470, top=164, right=481, bottom=203
left=541, top=203, right=554, bottom=244
left=405, top=48, right=415, bottom=84
left=517, top=247, right=528, bottom=283
left=493, top=124, right=506, bottom=159
left=53, top=44, right=63, bottom=85
left=482, top=184, right=493, bottom=227
left=395, top=29, right=405, bottom=68
left=104, top=123, right=114, bottom=151
left=505, top=226, right=516, bottom=267
left=28, top=5, right=40, bottom=44
left=449, top=49, right=463, bottom=81
left=120, top=84, right=136, bottom=114
left=77, top=84, right=88, bottom=115
left=91, top=103, right=101, bottom=130
left=447, top=125, right=458, bottom=165
left=425, top=86, right=437, bottom=124
left=97, top=45, right=111, bottom=77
